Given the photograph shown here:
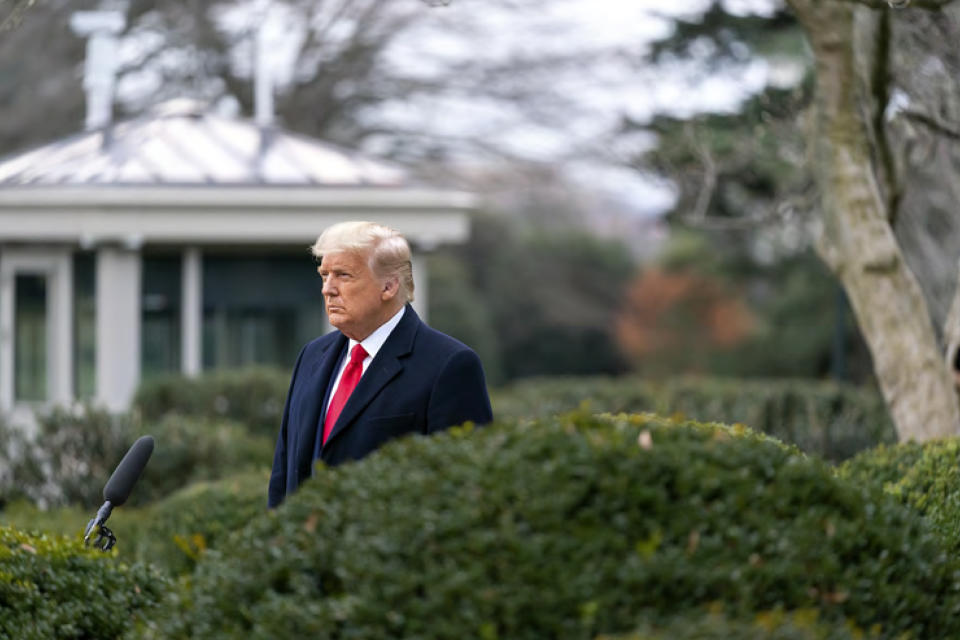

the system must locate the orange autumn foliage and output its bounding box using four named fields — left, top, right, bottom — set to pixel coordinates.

left=616, top=268, right=754, bottom=371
